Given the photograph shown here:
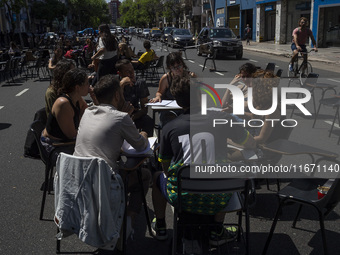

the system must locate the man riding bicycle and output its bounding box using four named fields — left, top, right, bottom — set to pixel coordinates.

left=289, top=17, right=318, bottom=72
